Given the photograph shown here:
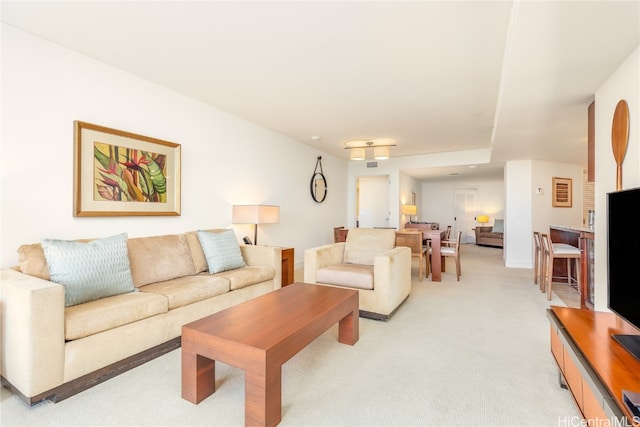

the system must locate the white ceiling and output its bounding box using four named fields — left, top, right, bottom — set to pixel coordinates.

left=2, top=1, right=639, bottom=180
